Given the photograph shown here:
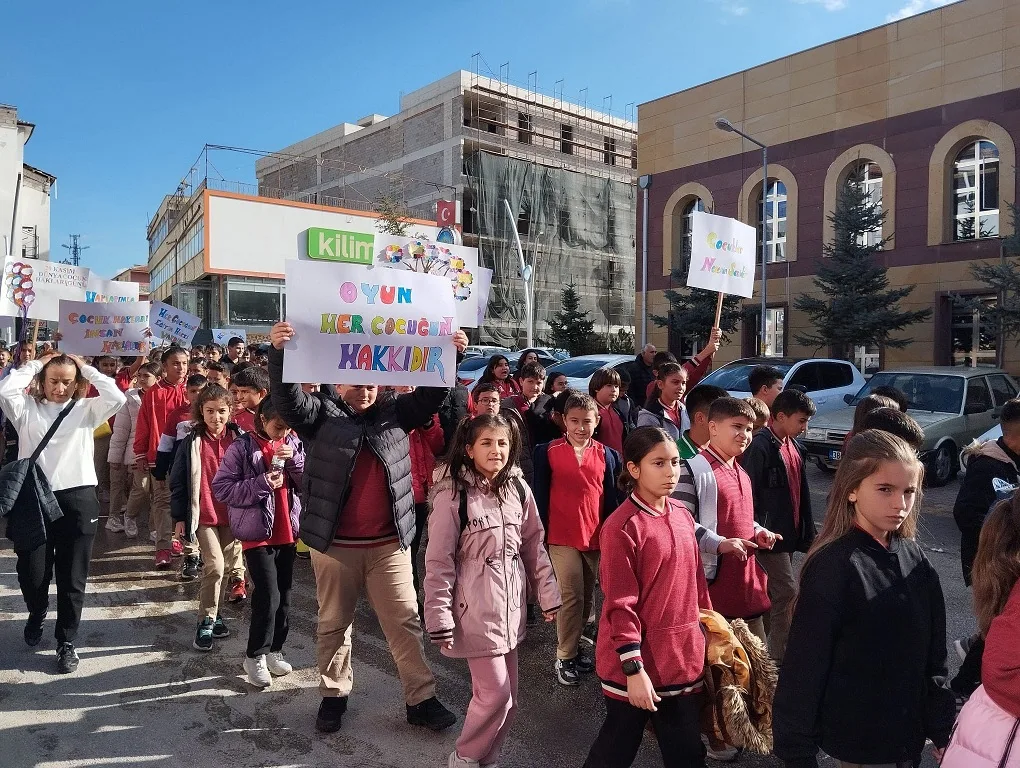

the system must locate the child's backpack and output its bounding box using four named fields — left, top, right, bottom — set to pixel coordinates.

left=458, top=477, right=528, bottom=533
